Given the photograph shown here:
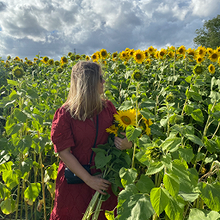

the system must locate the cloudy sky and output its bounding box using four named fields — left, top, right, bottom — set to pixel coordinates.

left=0, top=0, right=220, bottom=61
